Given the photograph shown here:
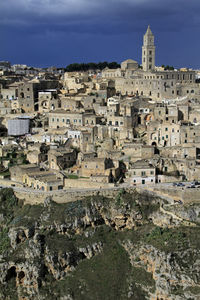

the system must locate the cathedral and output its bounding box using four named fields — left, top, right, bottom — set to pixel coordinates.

left=102, top=26, right=198, bottom=102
